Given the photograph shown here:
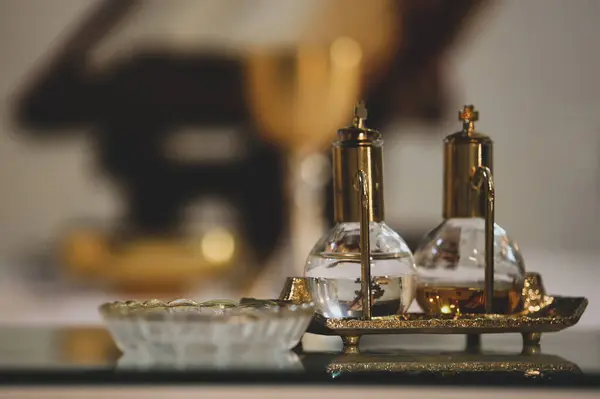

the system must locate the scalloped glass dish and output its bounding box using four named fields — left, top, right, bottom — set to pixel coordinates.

left=99, top=299, right=314, bottom=356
